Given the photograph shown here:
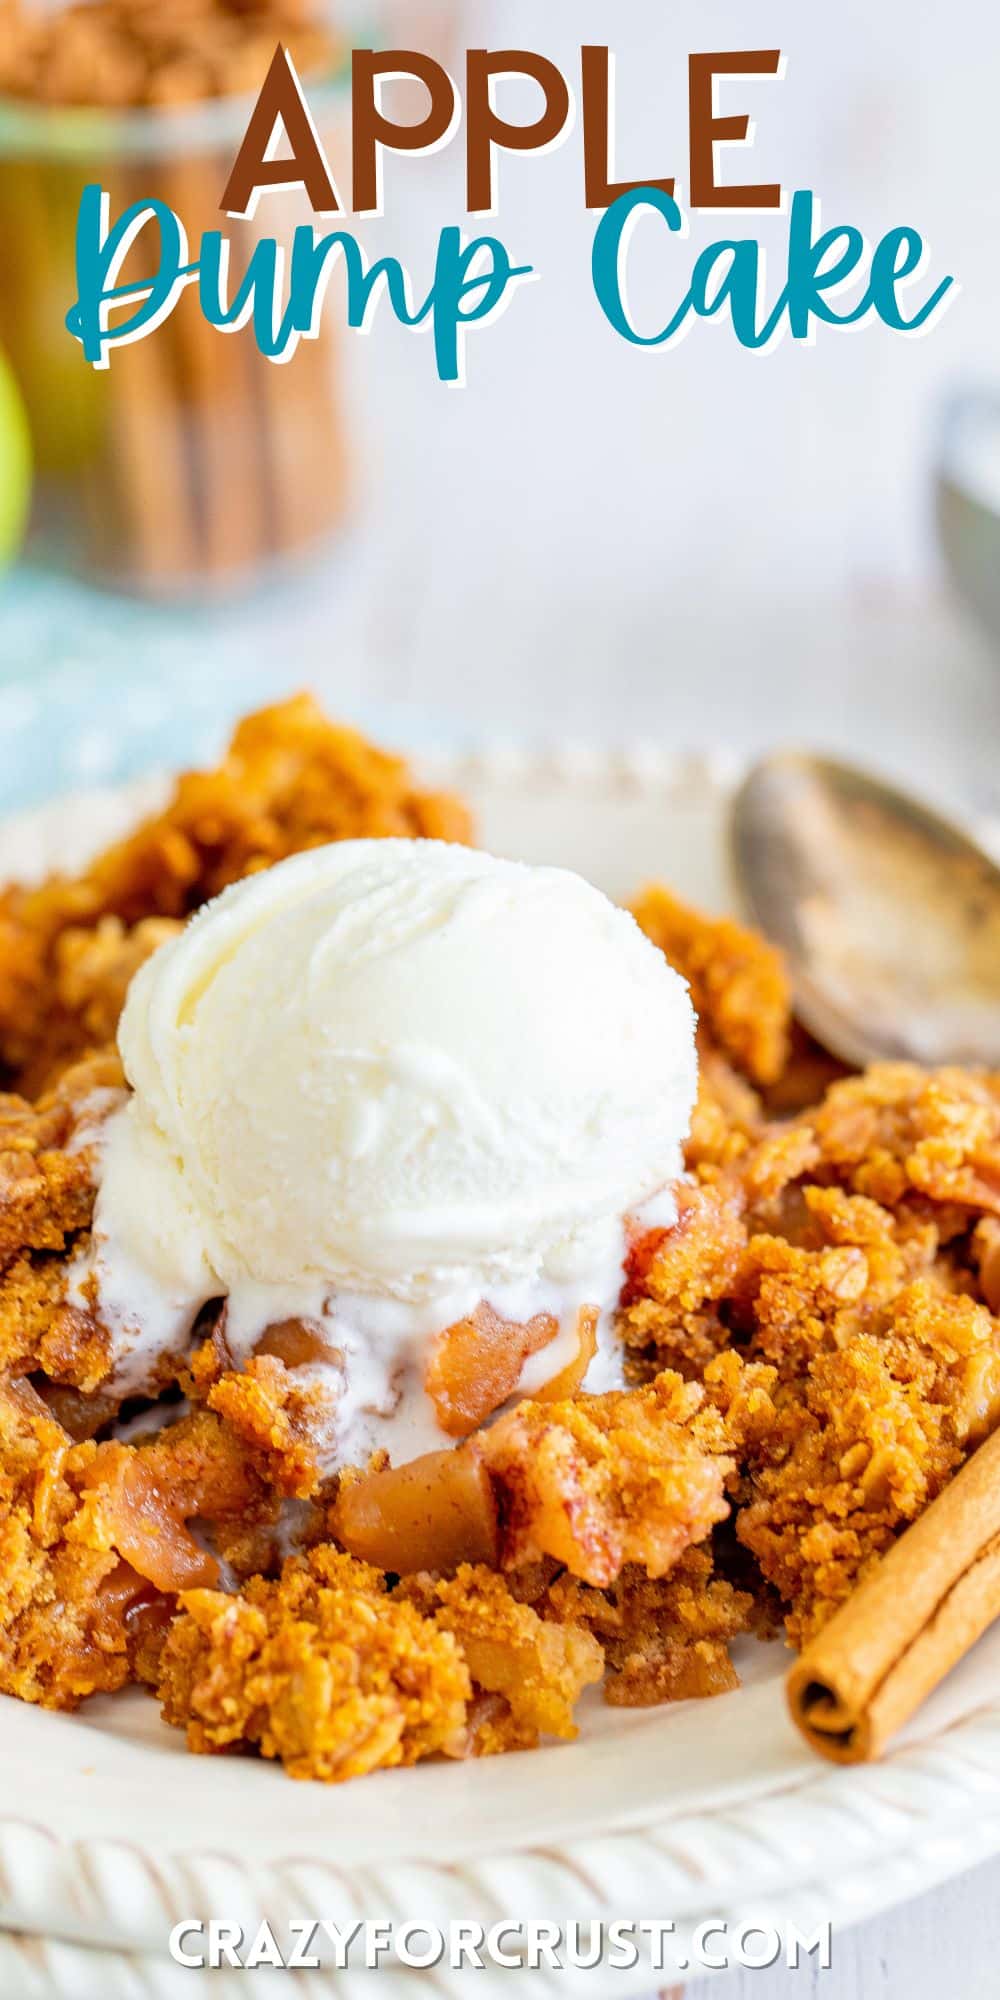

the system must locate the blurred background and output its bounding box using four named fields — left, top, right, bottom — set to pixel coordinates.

left=0, top=0, right=999, bottom=812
